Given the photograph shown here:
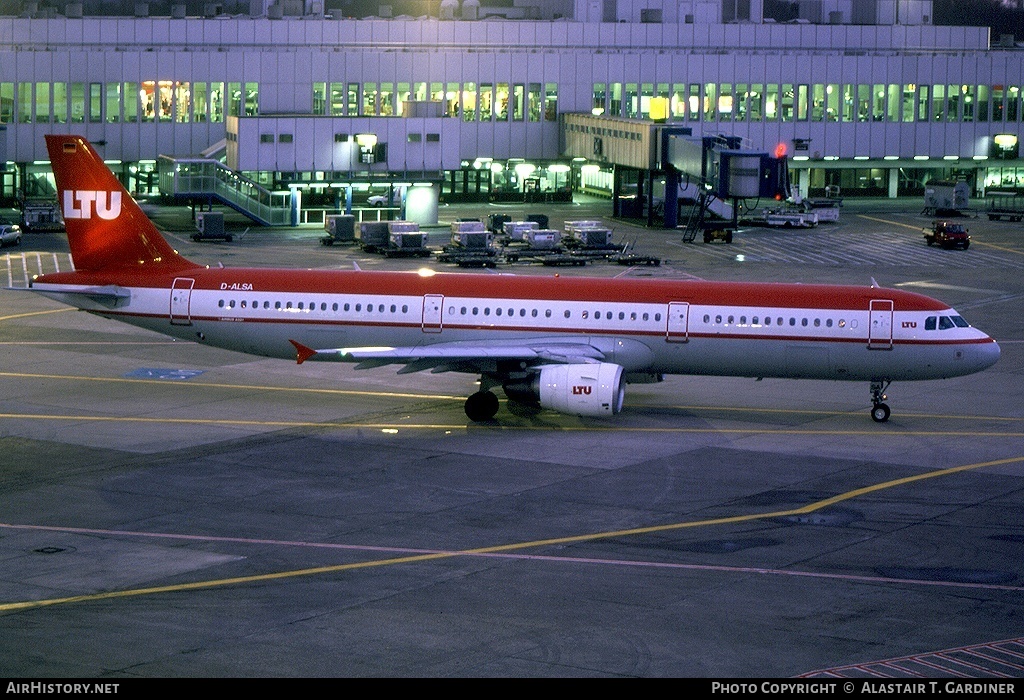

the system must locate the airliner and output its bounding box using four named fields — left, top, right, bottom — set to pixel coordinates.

left=26, top=135, right=1000, bottom=423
